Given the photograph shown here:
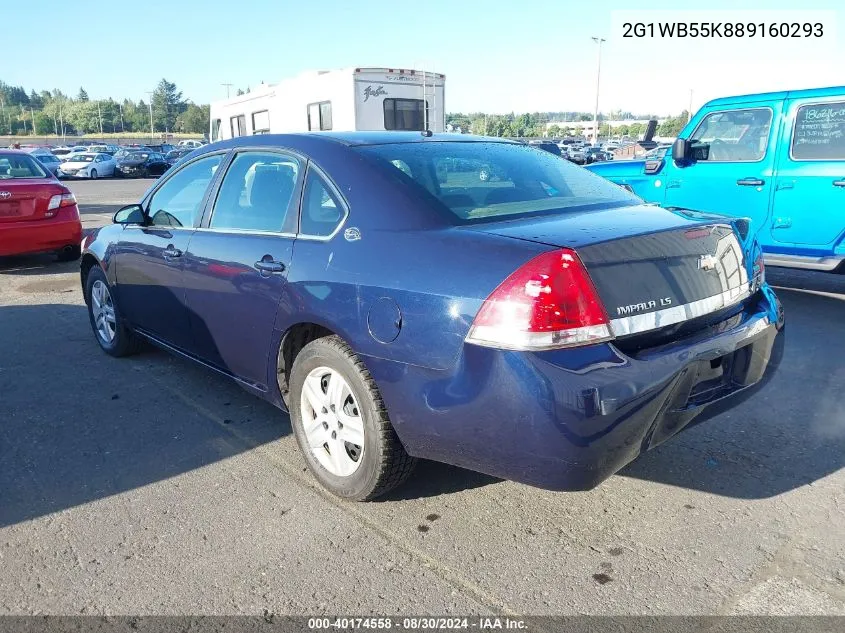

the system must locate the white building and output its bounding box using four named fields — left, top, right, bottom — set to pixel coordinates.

left=544, top=119, right=666, bottom=138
